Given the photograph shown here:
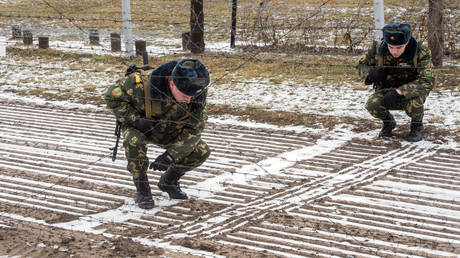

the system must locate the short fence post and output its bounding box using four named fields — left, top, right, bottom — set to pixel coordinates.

left=135, top=40, right=146, bottom=56
left=89, top=28, right=100, bottom=45
left=110, top=33, right=121, bottom=52
left=38, top=37, right=49, bottom=49
left=182, top=32, right=191, bottom=51
left=12, top=25, right=21, bottom=39
left=23, top=30, right=33, bottom=45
